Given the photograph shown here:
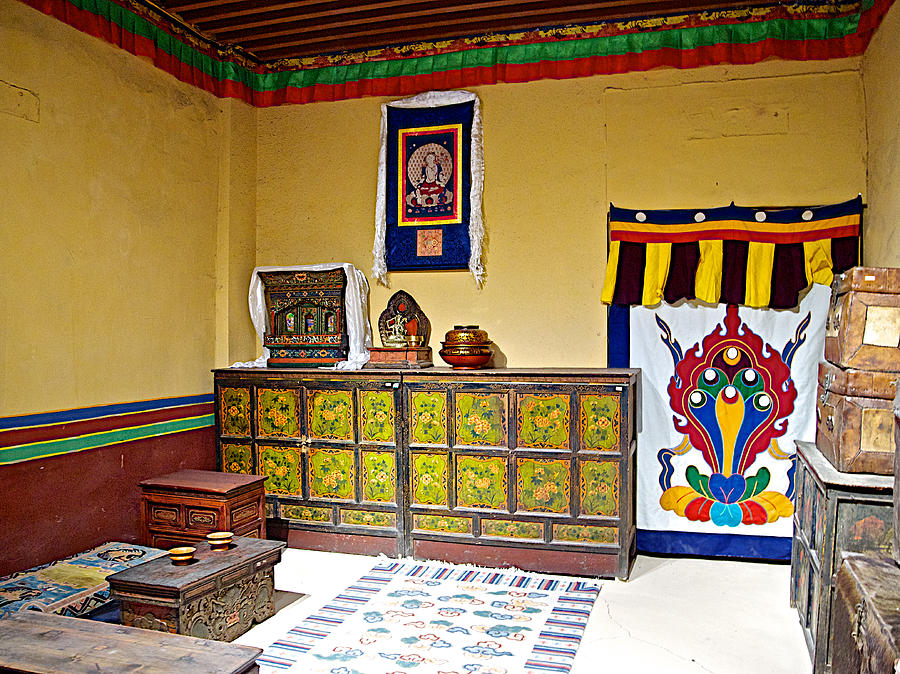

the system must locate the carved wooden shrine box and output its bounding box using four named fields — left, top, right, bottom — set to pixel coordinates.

left=140, top=469, right=266, bottom=549
left=214, top=367, right=640, bottom=579
left=791, top=440, right=894, bottom=673
left=830, top=553, right=900, bottom=674
left=108, top=536, right=285, bottom=642
left=816, top=361, right=898, bottom=474
left=825, top=266, right=900, bottom=373
left=0, top=611, right=263, bottom=674
left=259, top=268, right=350, bottom=367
